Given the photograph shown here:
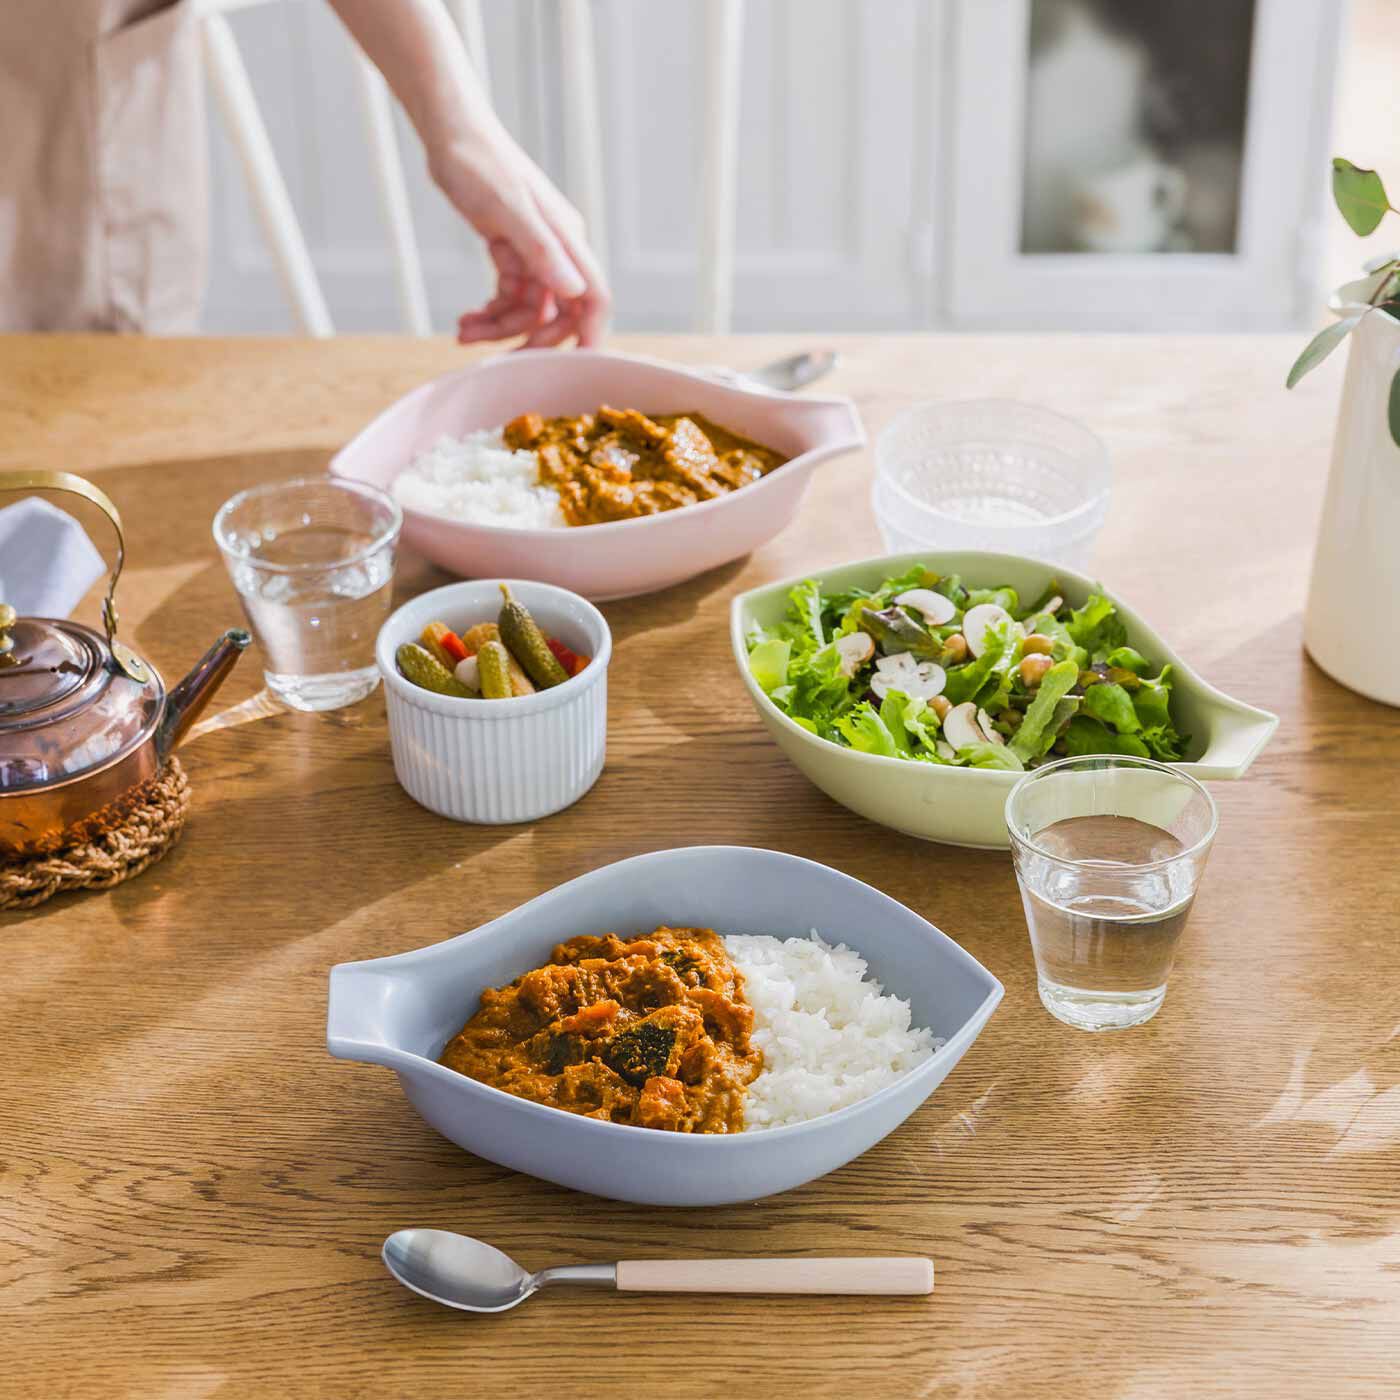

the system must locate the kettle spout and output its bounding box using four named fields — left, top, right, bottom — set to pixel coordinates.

left=157, top=629, right=252, bottom=758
